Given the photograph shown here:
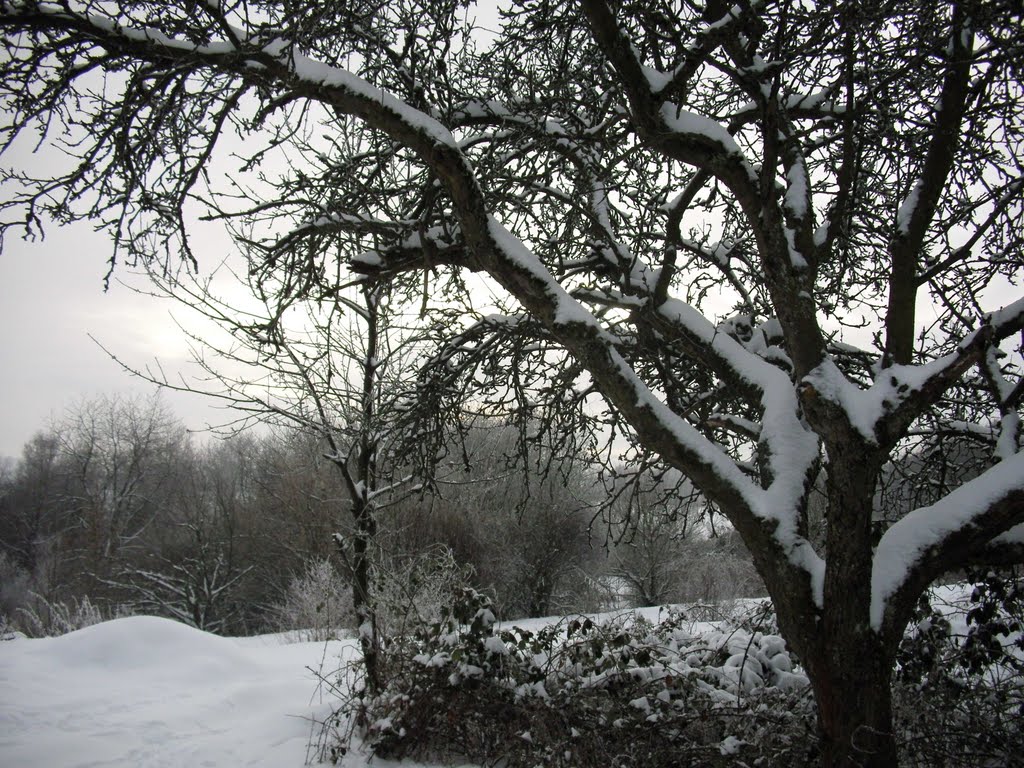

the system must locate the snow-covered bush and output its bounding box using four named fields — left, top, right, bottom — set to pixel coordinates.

left=2, top=548, right=135, bottom=637
left=336, top=589, right=817, bottom=767
left=16, top=593, right=128, bottom=638
left=320, top=578, right=1022, bottom=767
left=371, top=545, right=474, bottom=638
left=272, top=558, right=355, bottom=641
left=894, top=574, right=1024, bottom=767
